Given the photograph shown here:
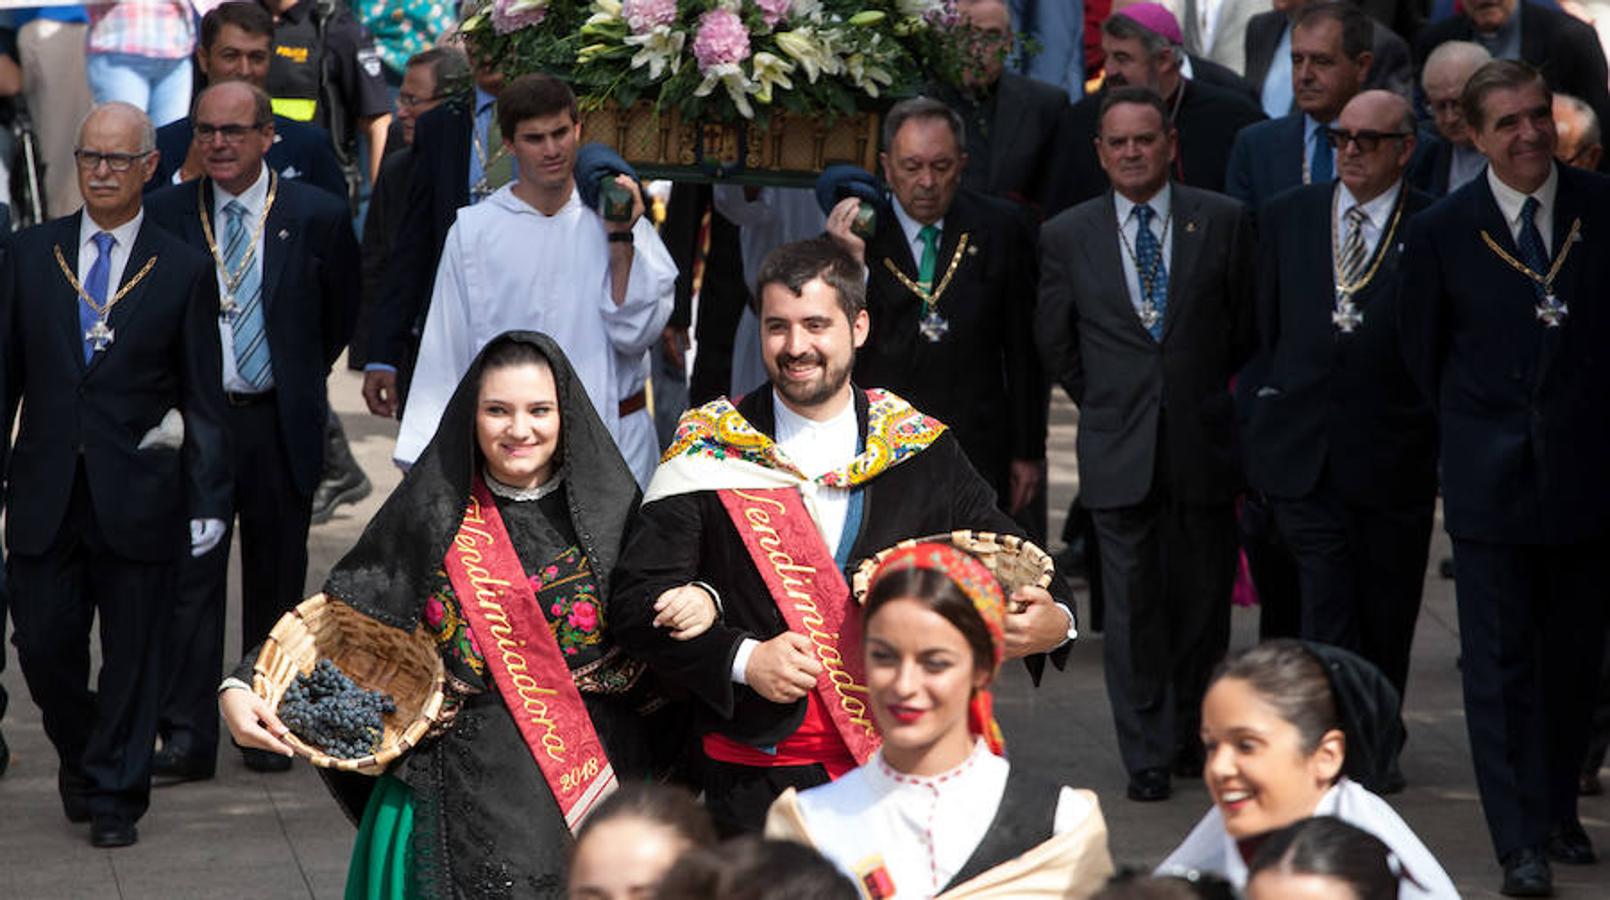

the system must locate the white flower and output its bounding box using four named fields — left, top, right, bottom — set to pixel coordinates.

left=775, top=28, right=841, bottom=83
left=624, top=26, right=686, bottom=80
left=585, top=0, right=623, bottom=26
left=895, top=0, right=942, bottom=17
left=790, top=0, right=822, bottom=17
left=694, top=62, right=756, bottom=119
left=750, top=51, right=795, bottom=104
left=844, top=51, right=893, bottom=96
